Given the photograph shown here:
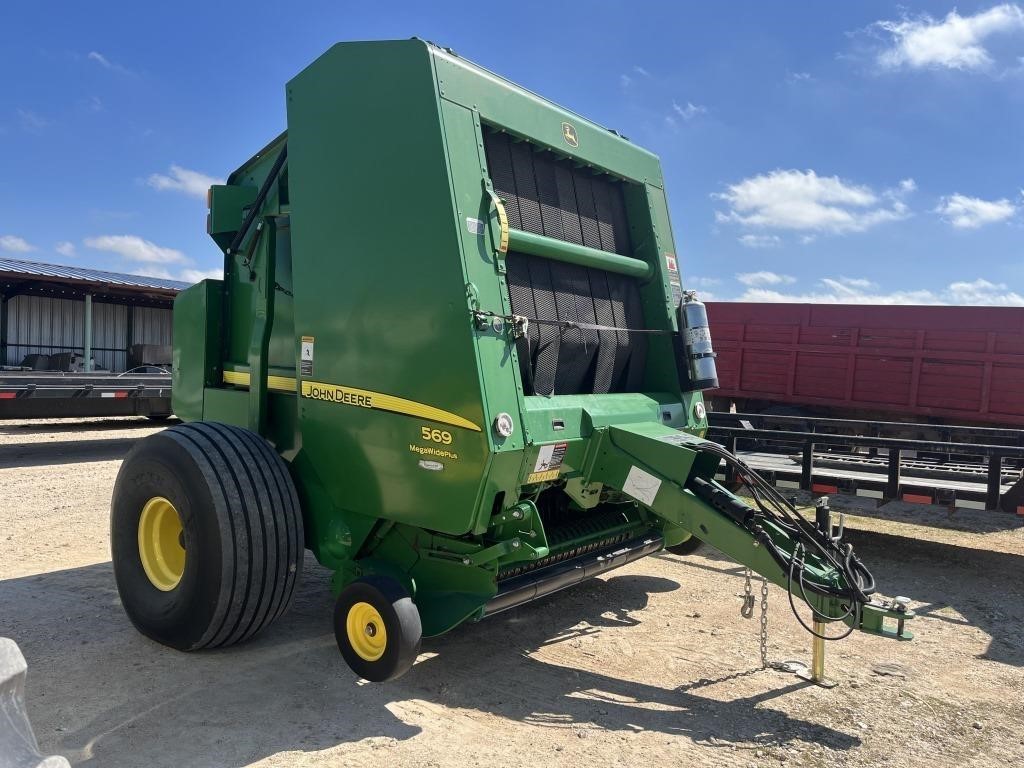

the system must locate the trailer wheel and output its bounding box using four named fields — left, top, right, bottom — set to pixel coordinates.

left=111, top=422, right=303, bottom=651
left=334, top=576, right=422, bottom=682
left=666, top=535, right=703, bottom=556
